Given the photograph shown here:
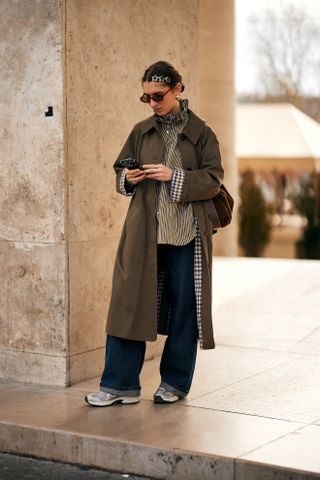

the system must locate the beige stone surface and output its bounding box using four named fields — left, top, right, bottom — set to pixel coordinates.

left=199, top=0, right=237, bottom=256
left=1, top=257, right=320, bottom=478
left=65, top=0, right=200, bottom=240
left=236, top=462, right=318, bottom=480
left=0, top=423, right=234, bottom=480
left=0, top=1, right=64, bottom=243
left=65, top=0, right=200, bottom=383
left=189, top=355, right=320, bottom=423
left=66, top=116, right=127, bottom=242
left=0, top=350, right=67, bottom=386
left=68, top=236, right=118, bottom=356
left=0, top=240, right=67, bottom=385
left=68, top=347, right=105, bottom=386
left=0, top=242, right=66, bottom=355
left=0, top=382, right=300, bottom=459
left=213, top=260, right=320, bottom=353
left=240, top=424, right=320, bottom=476
left=0, top=1, right=67, bottom=384
left=0, top=382, right=301, bottom=479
